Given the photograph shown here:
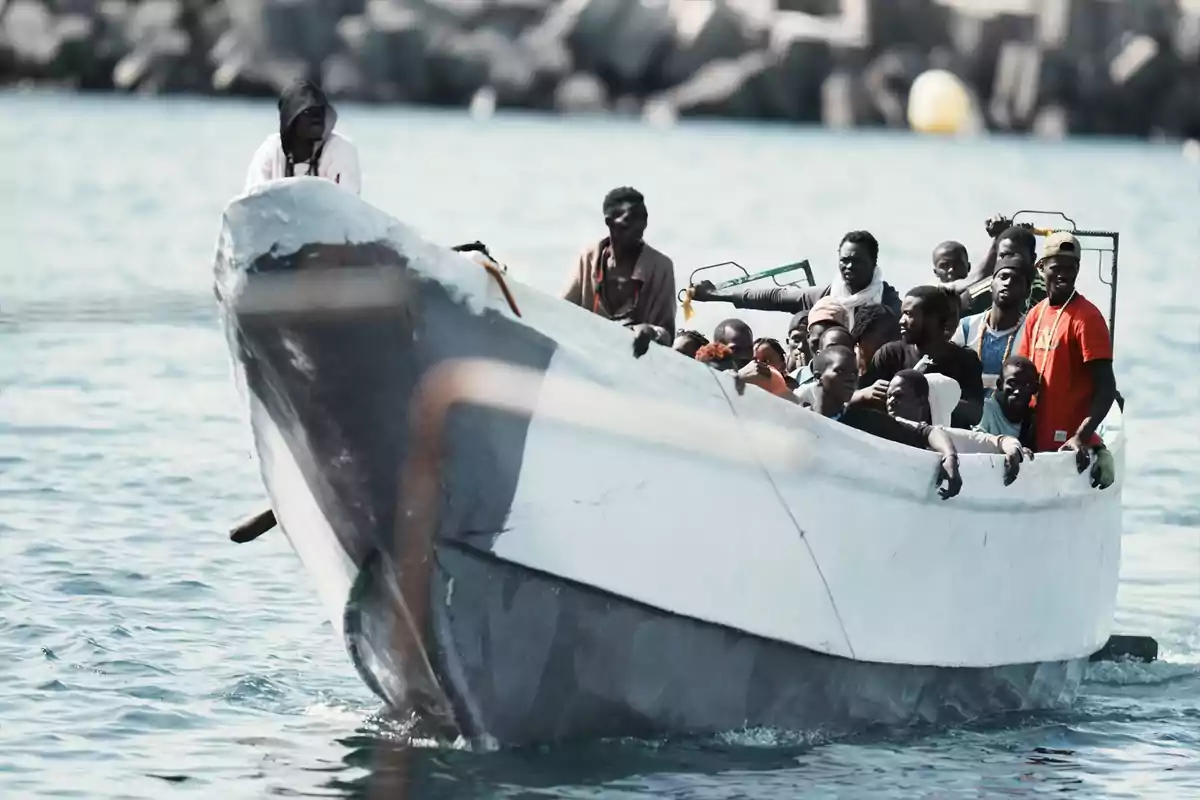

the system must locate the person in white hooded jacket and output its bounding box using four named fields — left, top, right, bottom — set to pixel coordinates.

left=244, top=79, right=361, bottom=196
